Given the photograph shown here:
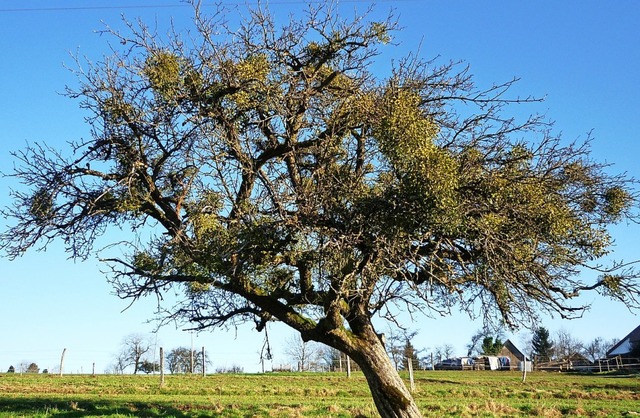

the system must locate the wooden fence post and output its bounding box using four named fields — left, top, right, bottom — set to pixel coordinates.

left=59, top=348, right=67, bottom=377
left=159, top=347, right=165, bottom=387
left=202, top=347, right=206, bottom=377
left=407, top=358, right=415, bottom=392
